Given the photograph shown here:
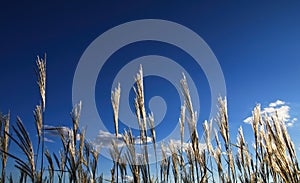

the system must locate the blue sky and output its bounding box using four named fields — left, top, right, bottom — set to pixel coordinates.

left=1, top=1, right=300, bottom=179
